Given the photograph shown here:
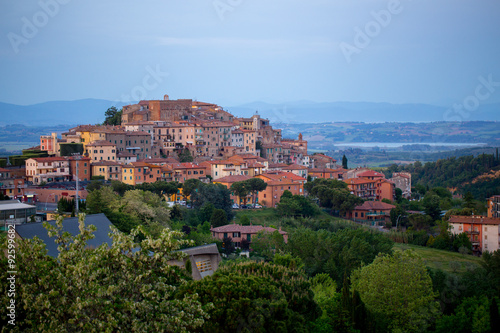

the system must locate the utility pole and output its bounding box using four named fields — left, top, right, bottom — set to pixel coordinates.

left=72, top=153, right=81, bottom=215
